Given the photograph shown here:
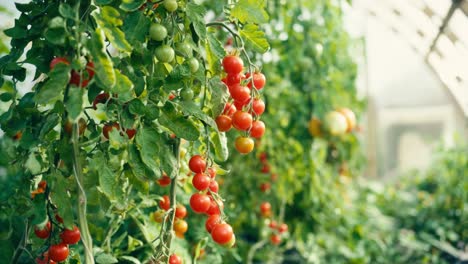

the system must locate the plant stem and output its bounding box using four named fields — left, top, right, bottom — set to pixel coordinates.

left=246, top=239, right=268, bottom=264
left=72, top=123, right=94, bottom=264
left=10, top=219, right=29, bottom=264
